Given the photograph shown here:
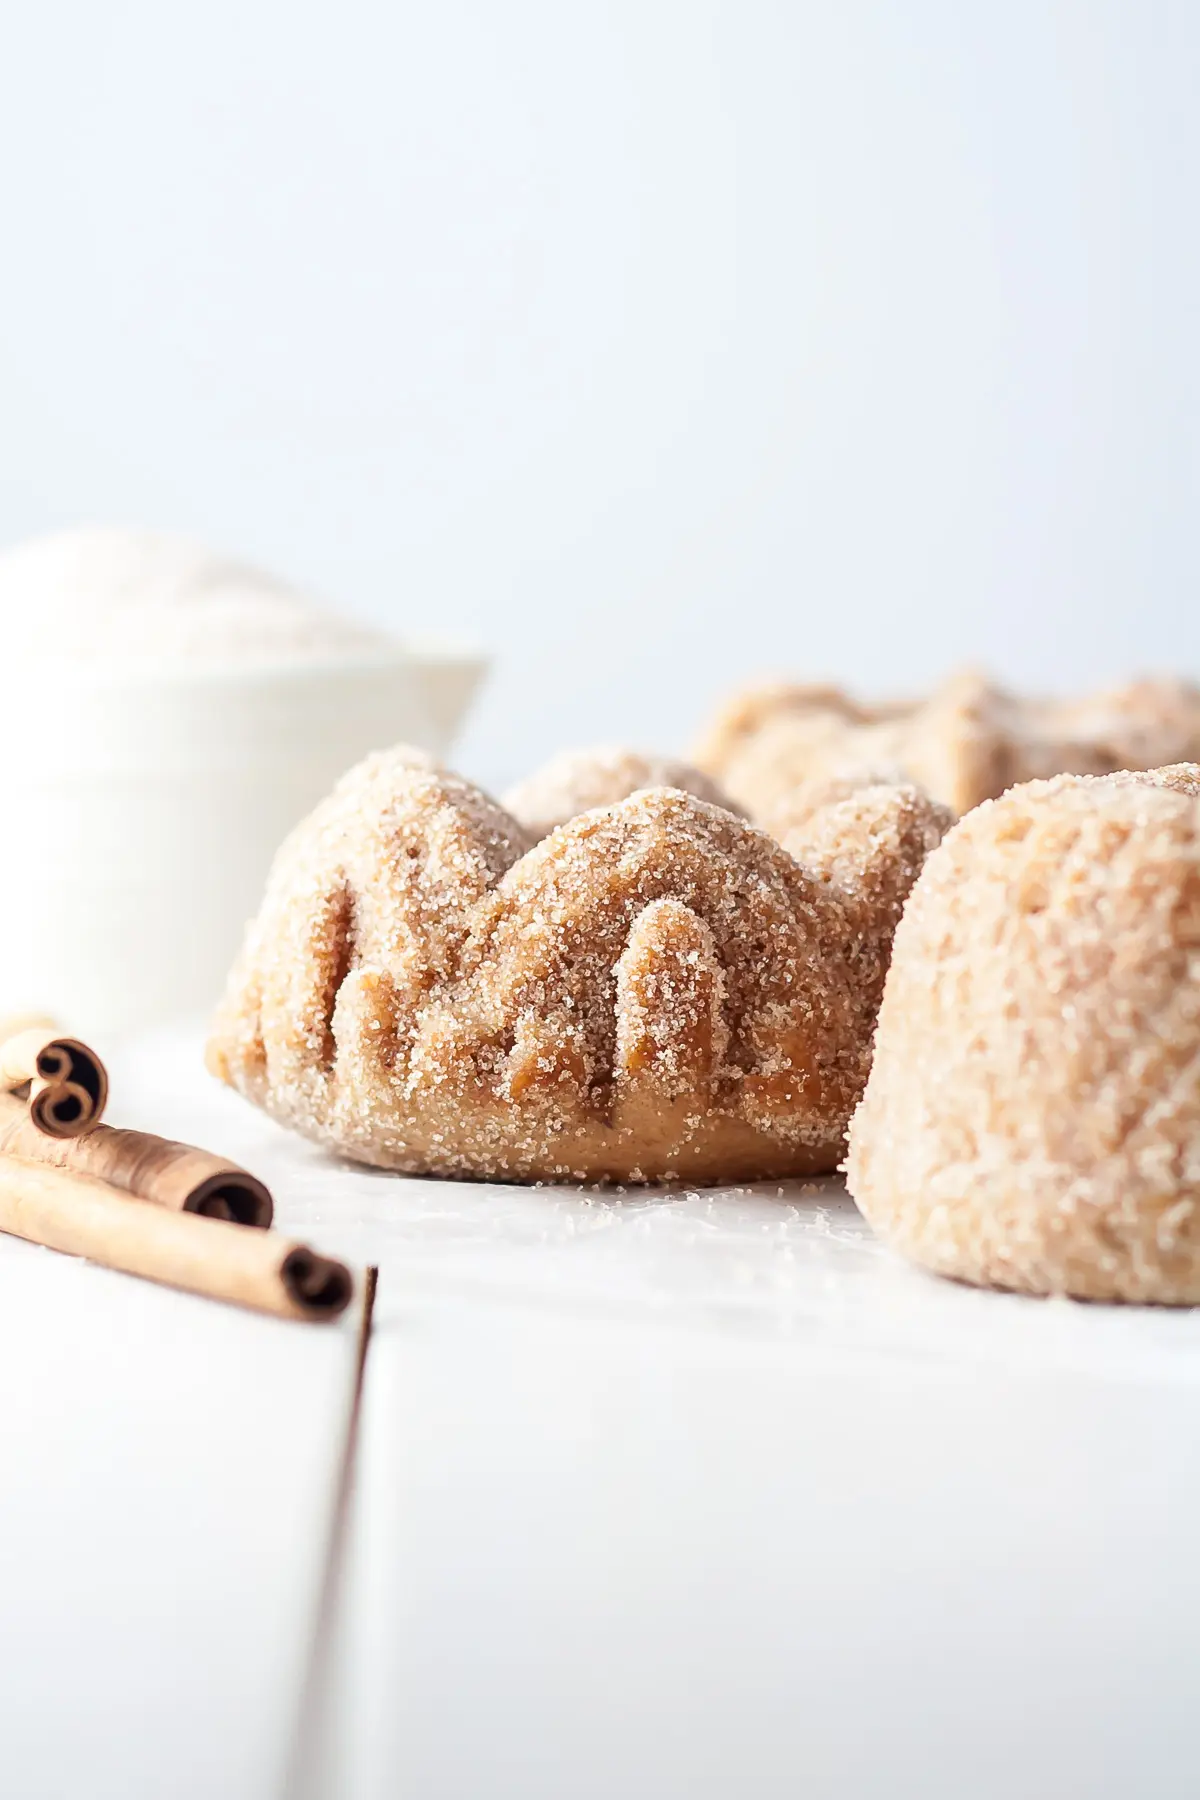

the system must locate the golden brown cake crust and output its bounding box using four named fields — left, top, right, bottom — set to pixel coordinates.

left=846, top=764, right=1200, bottom=1303
left=695, top=671, right=1200, bottom=821
left=208, top=748, right=946, bottom=1184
